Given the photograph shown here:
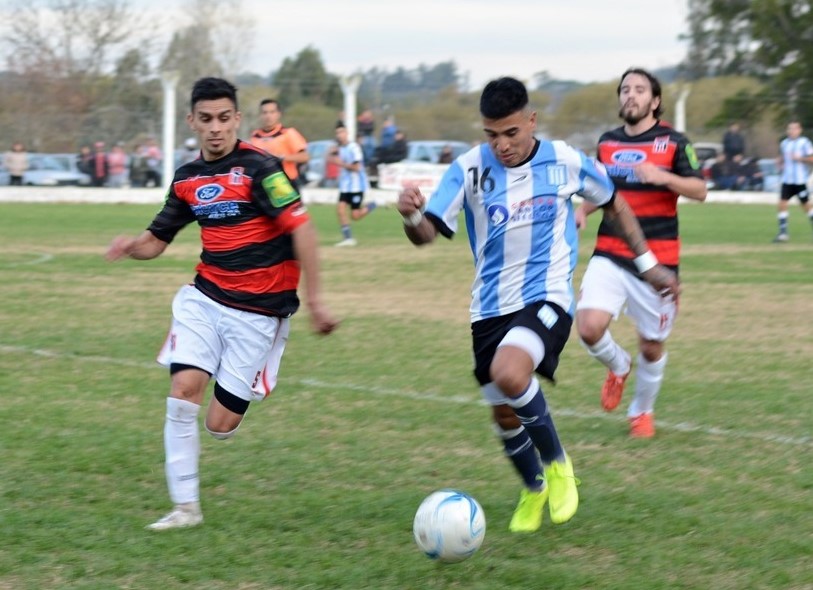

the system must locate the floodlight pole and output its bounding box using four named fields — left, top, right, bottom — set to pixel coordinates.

left=340, top=74, right=362, bottom=142
left=161, top=70, right=180, bottom=190
left=675, top=85, right=691, bottom=133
